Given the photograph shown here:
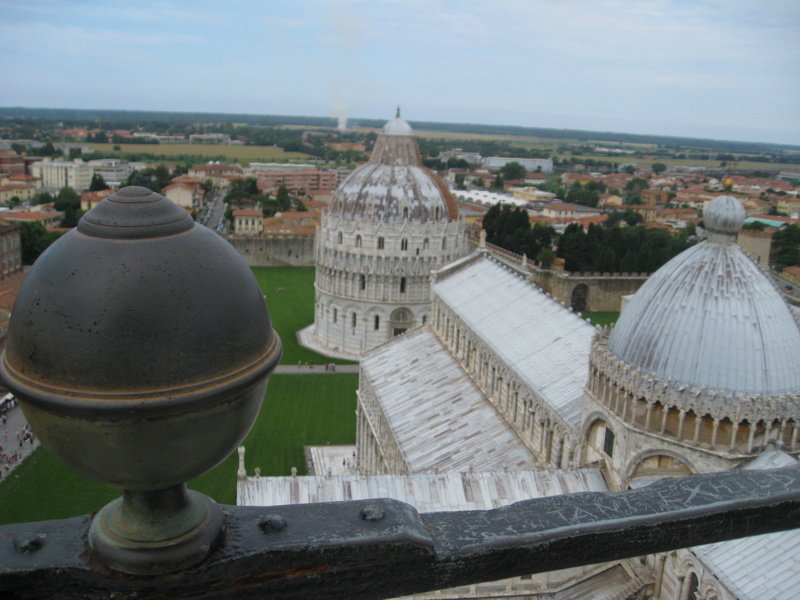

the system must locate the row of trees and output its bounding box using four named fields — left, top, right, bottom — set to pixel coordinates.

left=556, top=223, right=695, bottom=273
left=772, top=224, right=800, bottom=270
left=482, top=204, right=556, bottom=266
left=482, top=204, right=696, bottom=273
